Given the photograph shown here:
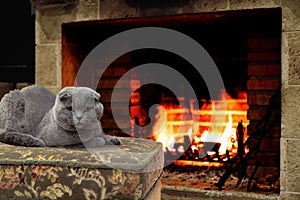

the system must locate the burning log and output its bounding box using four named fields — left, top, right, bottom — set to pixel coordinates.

left=198, top=142, right=221, bottom=161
